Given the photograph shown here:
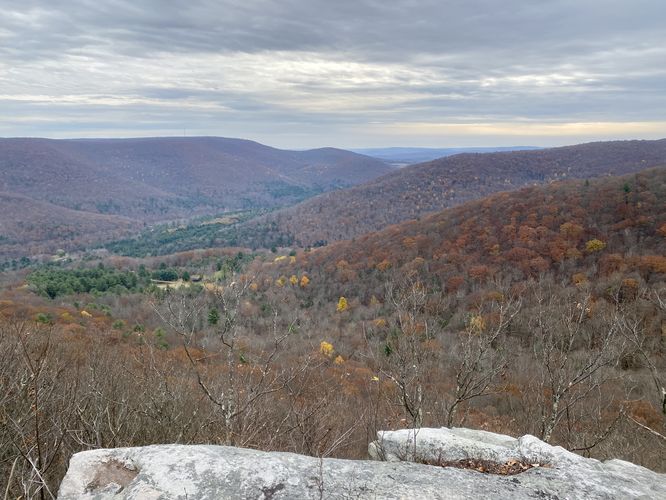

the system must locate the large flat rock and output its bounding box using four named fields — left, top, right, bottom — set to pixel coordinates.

left=58, top=429, right=666, bottom=499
